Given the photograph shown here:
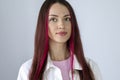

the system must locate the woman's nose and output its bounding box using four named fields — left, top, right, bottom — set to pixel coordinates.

left=57, top=20, right=65, bottom=29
